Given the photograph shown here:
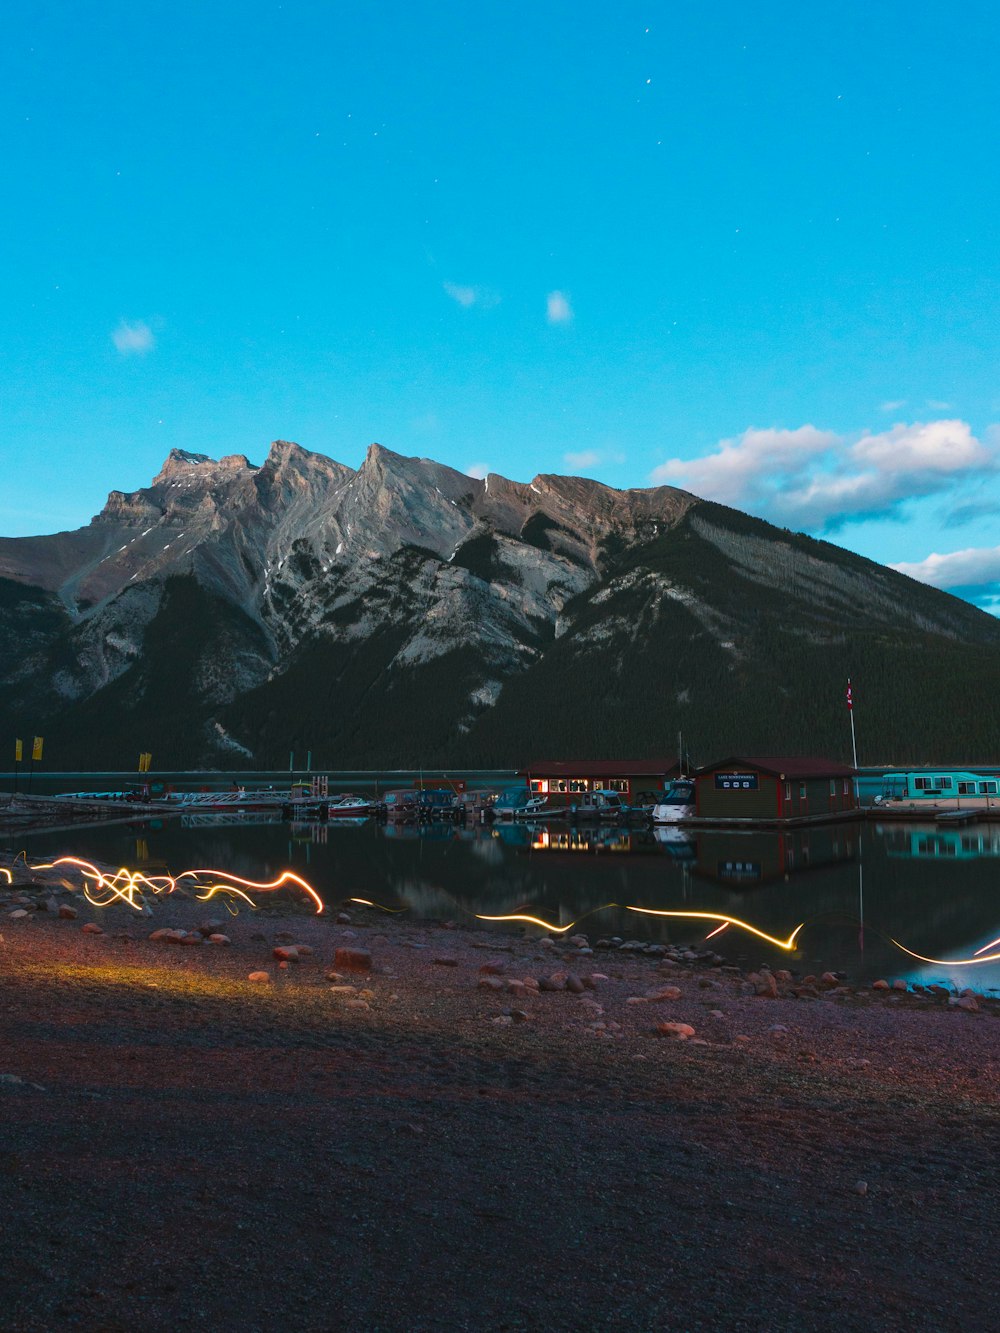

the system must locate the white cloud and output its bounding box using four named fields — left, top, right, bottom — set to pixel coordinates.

left=651, top=419, right=997, bottom=530
left=465, top=461, right=489, bottom=479
left=891, top=545, right=1000, bottom=589
left=926, top=399, right=953, bottom=411
left=879, top=399, right=906, bottom=413
left=112, top=319, right=155, bottom=355
left=546, top=290, right=573, bottom=324
left=443, top=281, right=500, bottom=309
left=564, top=450, right=602, bottom=471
